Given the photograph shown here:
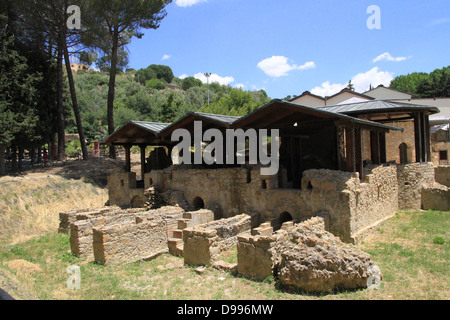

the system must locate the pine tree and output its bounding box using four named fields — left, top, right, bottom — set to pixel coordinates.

left=0, top=30, right=40, bottom=173
left=82, top=0, right=172, bottom=158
